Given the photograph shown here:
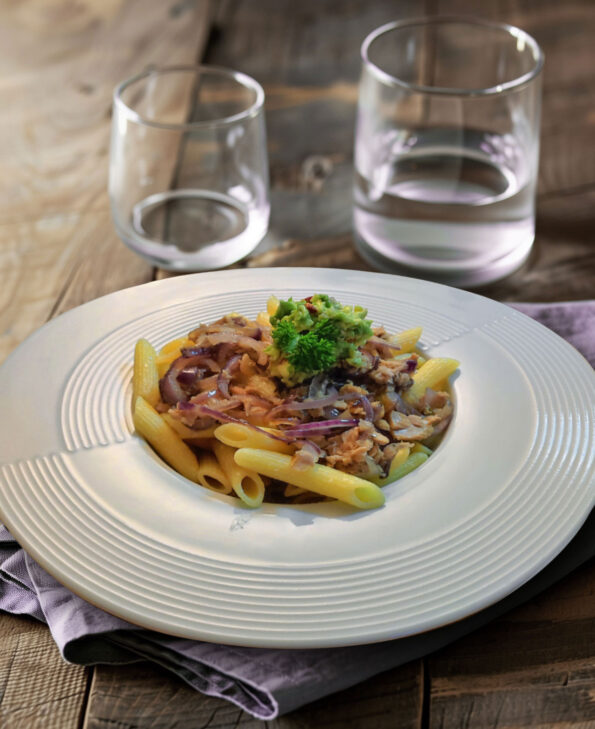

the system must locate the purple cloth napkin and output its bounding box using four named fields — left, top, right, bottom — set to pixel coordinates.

left=1, top=301, right=594, bottom=719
